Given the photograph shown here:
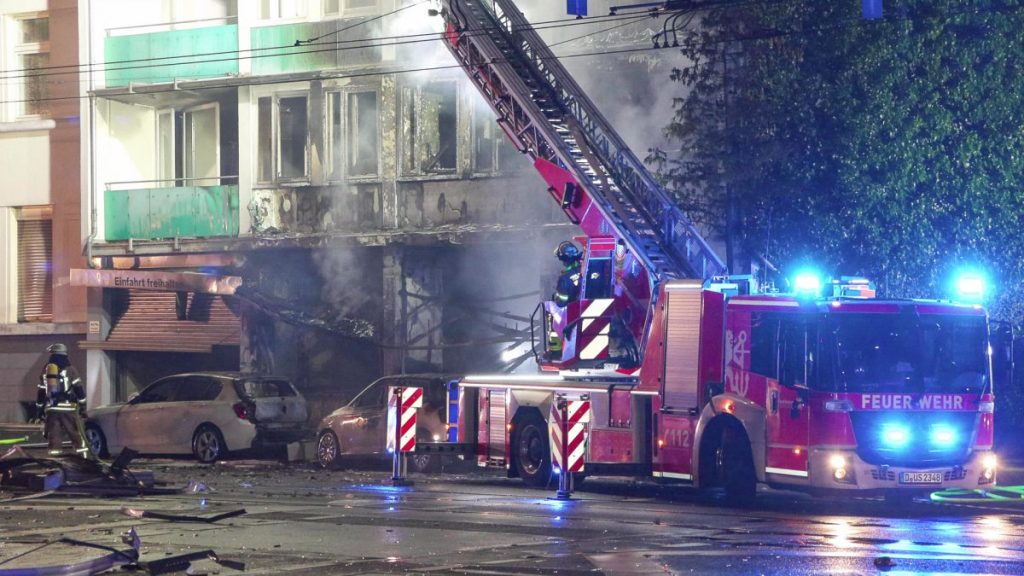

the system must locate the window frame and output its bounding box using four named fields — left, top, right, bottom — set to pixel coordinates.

left=256, top=91, right=311, bottom=186
left=258, top=0, right=308, bottom=21
left=8, top=12, right=50, bottom=119
left=326, top=88, right=381, bottom=182
left=157, top=102, right=222, bottom=187
left=323, top=0, right=379, bottom=18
